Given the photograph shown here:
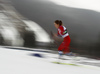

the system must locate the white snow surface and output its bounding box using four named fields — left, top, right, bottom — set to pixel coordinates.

left=0, top=47, right=100, bottom=74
